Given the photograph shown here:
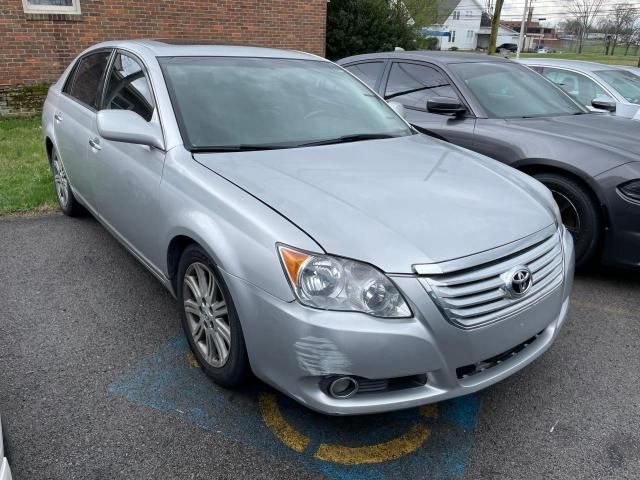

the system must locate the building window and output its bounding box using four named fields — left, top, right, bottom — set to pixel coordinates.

left=467, top=30, right=474, bottom=39
left=22, top=0, right=81, bottom=15
left=451, top=31, right=456, bottom=42
left=453, top=10, right=460, bottom=20
left=466, top=11, right=473, bottom=17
